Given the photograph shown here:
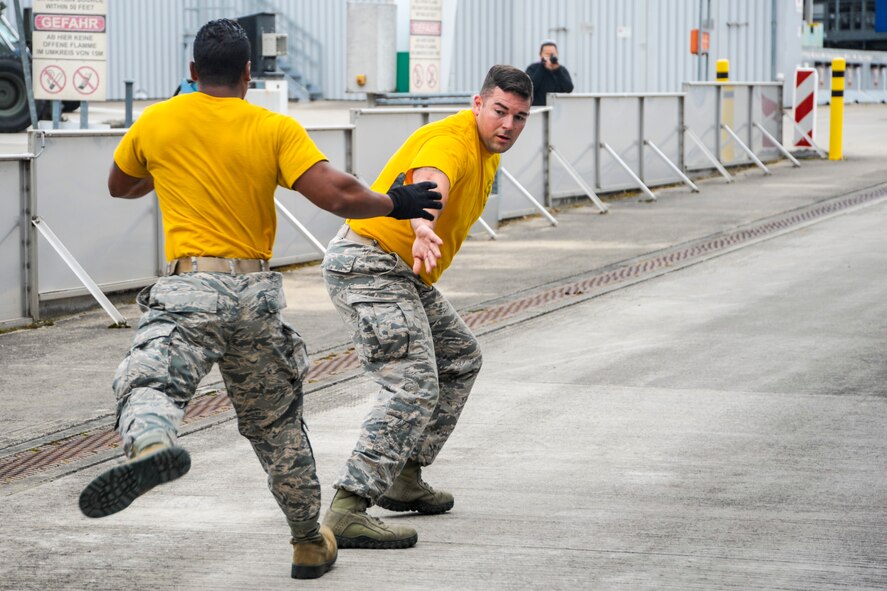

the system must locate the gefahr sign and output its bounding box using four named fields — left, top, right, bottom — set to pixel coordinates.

left=32, top=0, right=108, bottom=102
left=34, top=14, right=106, bottom=32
